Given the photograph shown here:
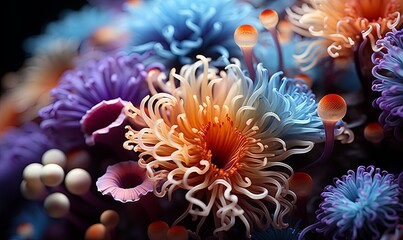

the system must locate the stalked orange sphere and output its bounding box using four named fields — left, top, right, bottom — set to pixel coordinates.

left=289, top=172, right=314, bottom=198
left=85, top=223, right=110, bottom=240
left=234, top=25, right=258, bottom=48
left=259, top=9, right=279, bottom=29
left=167, top=226, right=189, bottom=240
left=364, top=122, right=384, bottom=144
left=317, top=94, right=347, bottom=122
left=148, top=221, right=169, bottom=240
left=295, top=73, right=313, bottom=88
left=100, top=210, right=120, bottom=228
left=277, top=19, right=293, bottom=42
